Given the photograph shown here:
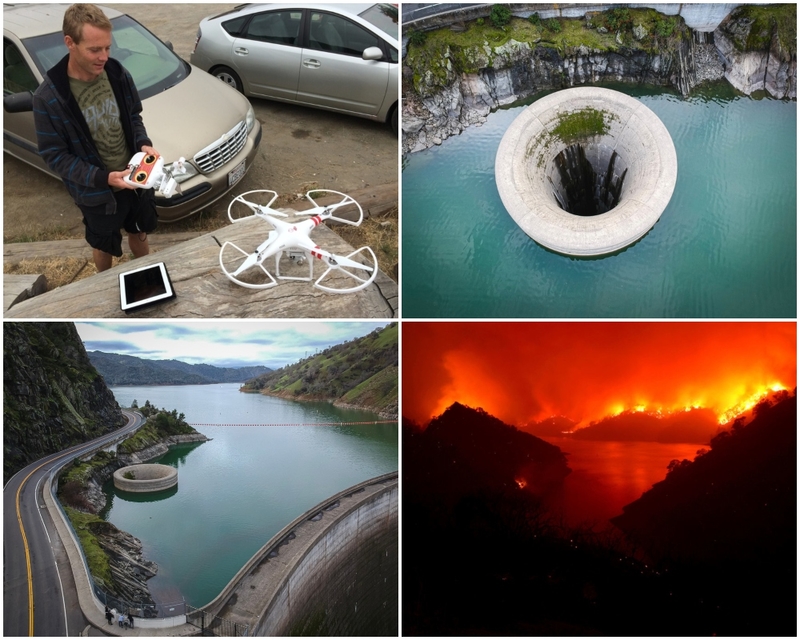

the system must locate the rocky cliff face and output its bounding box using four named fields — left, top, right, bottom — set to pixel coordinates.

left=4, top=323, right=125, bottom=483
left=403, top=6, right=795, bottom=154
left=404, top=35, right=695, bottom=153
left=714, top=5, right=797, bottom=99
left=91, top=520, right=158, bottom=605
